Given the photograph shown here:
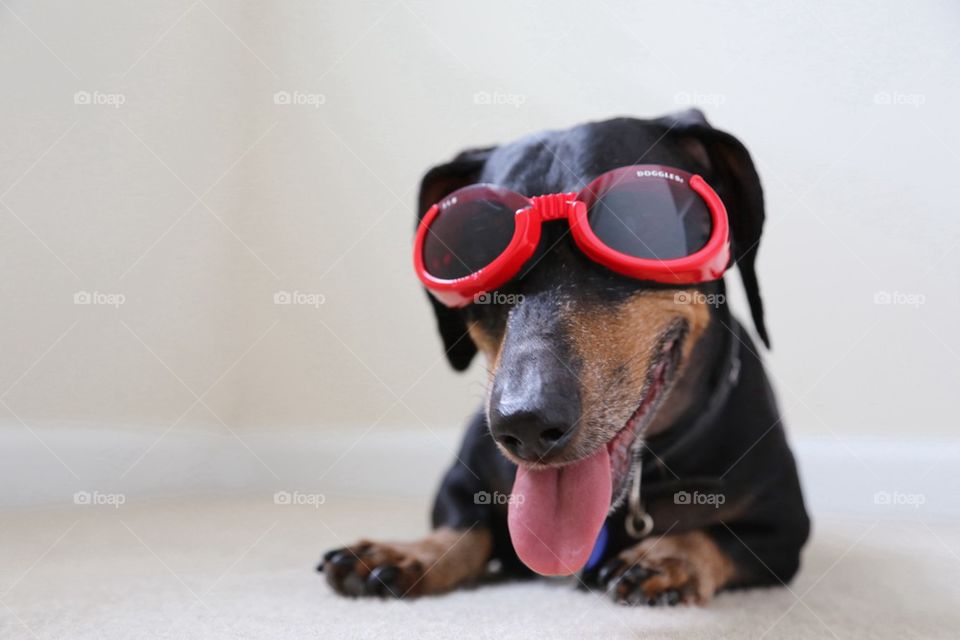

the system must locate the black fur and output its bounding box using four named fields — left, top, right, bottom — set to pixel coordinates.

left=423, top=111, right=809, bottom=590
